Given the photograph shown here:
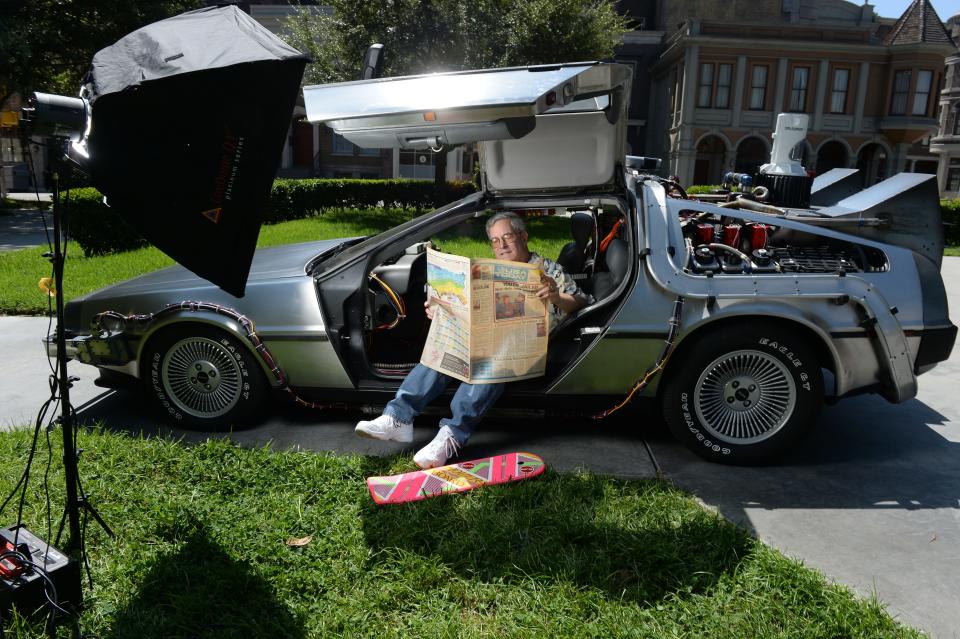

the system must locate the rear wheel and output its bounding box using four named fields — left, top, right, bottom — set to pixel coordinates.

left=141, top=325, right=268, bottom=429
left=661, top=323, right=823, bottom=464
